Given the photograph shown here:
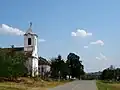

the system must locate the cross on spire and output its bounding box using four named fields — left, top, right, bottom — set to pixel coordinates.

left=30, top=22, right=32, bottom=28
